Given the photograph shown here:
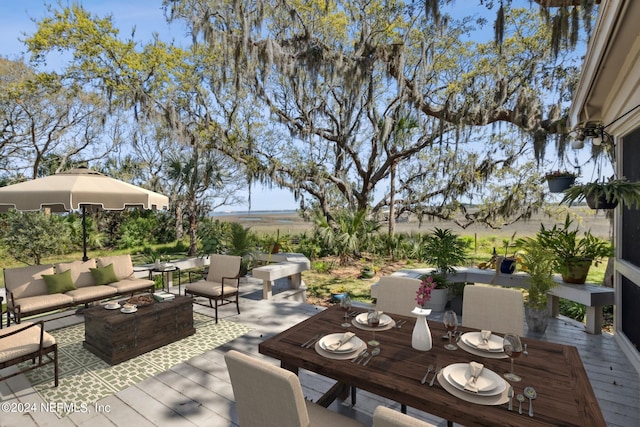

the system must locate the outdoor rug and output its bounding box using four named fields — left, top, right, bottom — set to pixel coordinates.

left=21, top=313, right=252, bottom=417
